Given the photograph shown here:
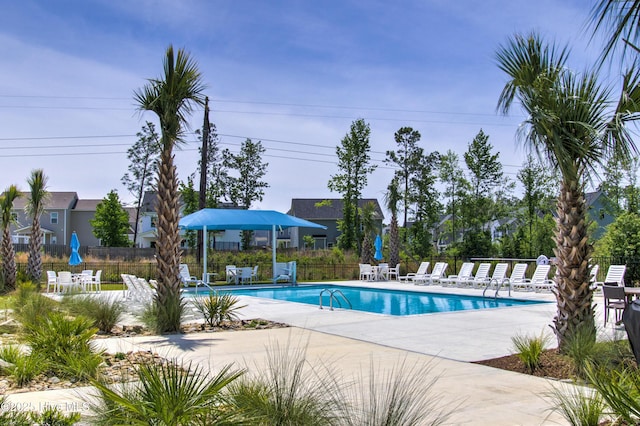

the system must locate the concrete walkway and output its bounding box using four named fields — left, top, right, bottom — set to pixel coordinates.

left=6, top=281, right=621, bottom=425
